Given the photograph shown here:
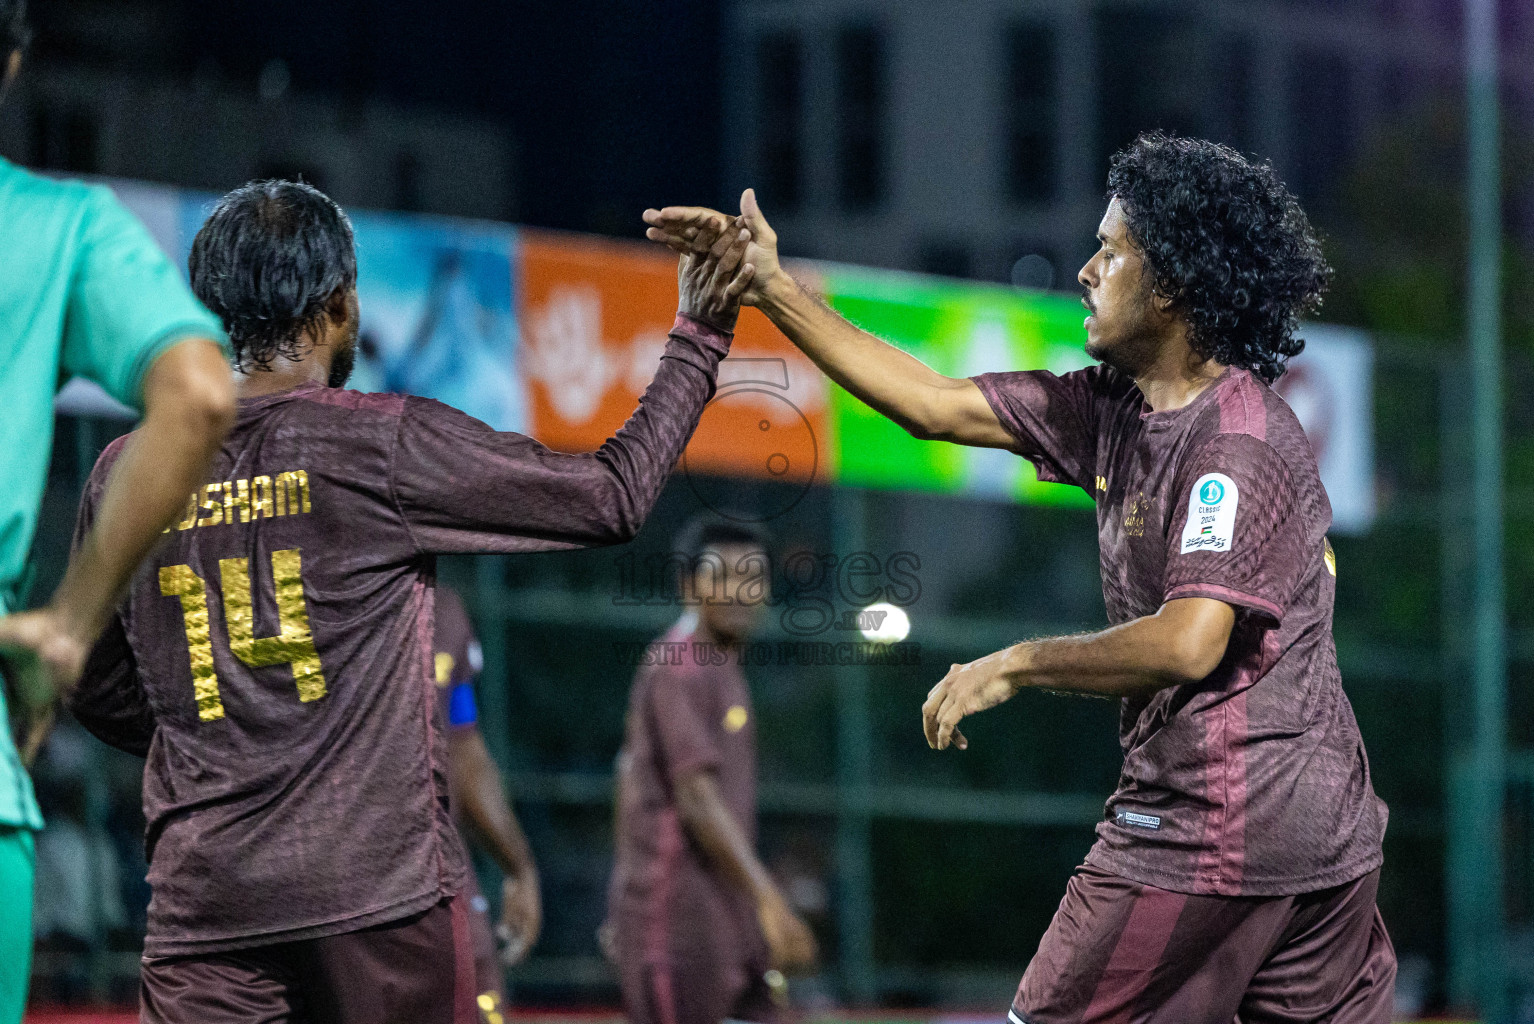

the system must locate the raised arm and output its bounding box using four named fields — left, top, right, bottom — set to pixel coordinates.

left=394, top=229, right=756, bottom=553
left=645, top=190, right=1012, bottom=449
